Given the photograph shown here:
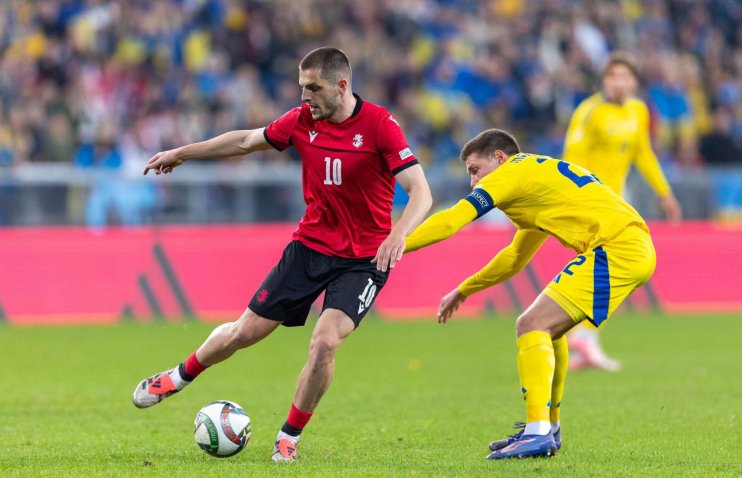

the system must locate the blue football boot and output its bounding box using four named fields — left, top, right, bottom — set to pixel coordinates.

left=489, top=422, right=562, bottom=451
left=485, top=433, right=558, bottom=460
left=488, top=422, right=525, bottom=451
